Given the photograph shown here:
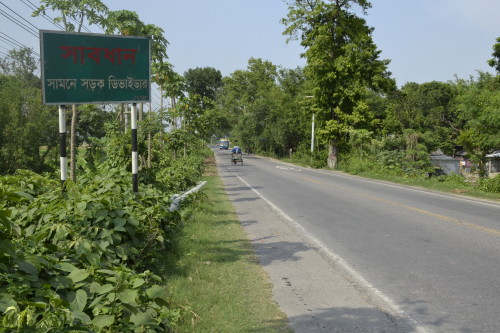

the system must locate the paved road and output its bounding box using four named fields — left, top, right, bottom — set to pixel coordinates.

left=214, top=148, right=500, bottom=332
